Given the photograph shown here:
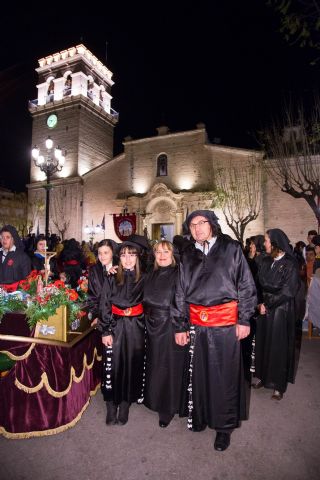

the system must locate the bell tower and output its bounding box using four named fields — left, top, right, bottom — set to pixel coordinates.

left=27, top=44, right=118, bottom=239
